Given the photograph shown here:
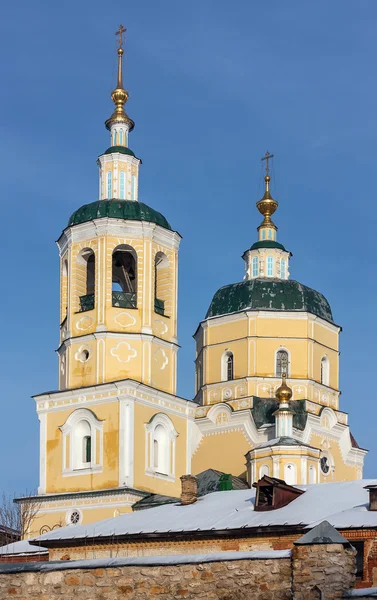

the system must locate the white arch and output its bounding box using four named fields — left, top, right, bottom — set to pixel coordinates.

left=221, top=350, right=234, bottom=382
left=145, top=413, right=178, bottom=480
left=259, top=464, right=270, bottom=479
left=284, top=463, right=297, bottom=485
left=275, top=347, right=291, bottom=377
left=309, top=464, right=317, bottom=484
left=321, top=356, right=330, bottom=386
left=207, top=403, right=232, bottom=425
left=60, top=408, right=103, bottom=473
